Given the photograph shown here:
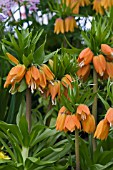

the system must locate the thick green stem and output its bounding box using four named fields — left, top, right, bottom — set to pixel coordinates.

left=92, top=68, right=98, bottom=151
left=75, top=129, right=80, bottom=170
left=26, top=88, right=31, bottom=132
